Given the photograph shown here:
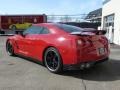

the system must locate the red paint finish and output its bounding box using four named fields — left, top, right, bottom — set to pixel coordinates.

left=7, top=23, right=110, bottom=65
